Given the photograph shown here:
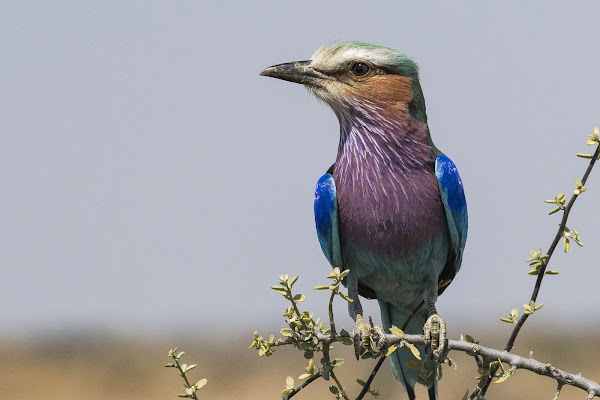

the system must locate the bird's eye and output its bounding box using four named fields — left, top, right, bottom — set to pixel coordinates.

left=350, top=62, right=370, bottom=77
